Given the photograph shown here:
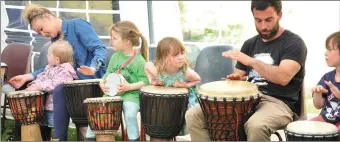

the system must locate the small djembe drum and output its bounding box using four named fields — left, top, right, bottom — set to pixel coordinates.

left=84, top=97, right=124, bottom=141
left=139, top=85, right=189, bottom=140
left=8, top=90, right=45, bottom=141
left=198, top=80, right=261, bottom=141
left=285, top=120, right=340, bottom=141
left=63, top=79, right=104, bottom=141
